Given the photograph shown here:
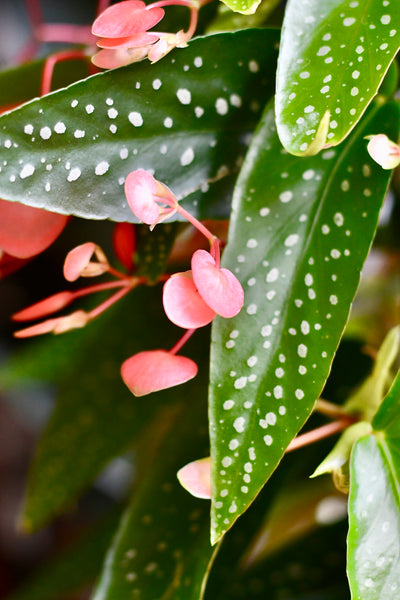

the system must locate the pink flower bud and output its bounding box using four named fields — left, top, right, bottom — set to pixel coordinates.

left=14, top=310, right=89, bottom=338
left=367, top=134, right=400, bottom=170
left=191, top=249, right=244, bottom=318
left=163, top=271, right=216, bottom=329
left=63, top=242, right=109, bottom=282
left=121, top=350, right=198, bottom=396
left=12, top=291, right=75, bottom=322
left=177, top=457, right=211, bottom=499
